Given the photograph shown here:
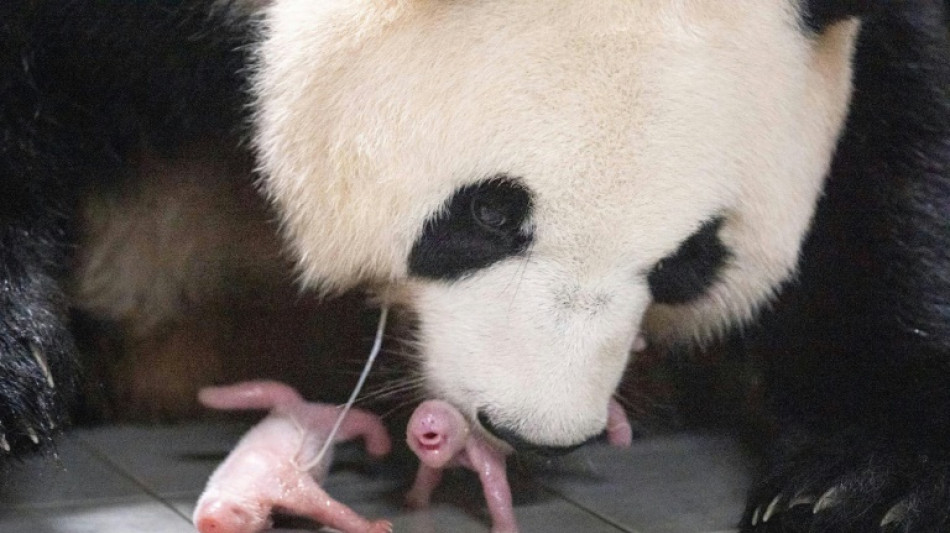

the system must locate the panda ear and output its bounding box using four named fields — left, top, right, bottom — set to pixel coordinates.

left=803, top=0, right=884, bottom=32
